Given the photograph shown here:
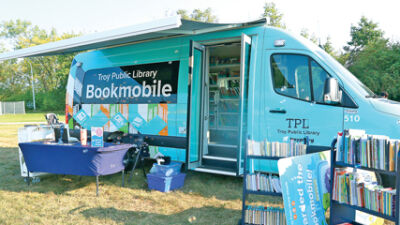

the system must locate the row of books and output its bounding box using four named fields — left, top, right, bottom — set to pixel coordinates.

left=244, top=206, right=286, bottom=225
left=246, top=173, right=281, bottom=193
left=220, top=86, right=240, bottom=97
left=336, top=129, right=400, bottom=171
left=209, top=56, right=240, bottom=65
left=247, top=139, right=307, bottom=157
left=332, top=168, right=396, bottom=217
